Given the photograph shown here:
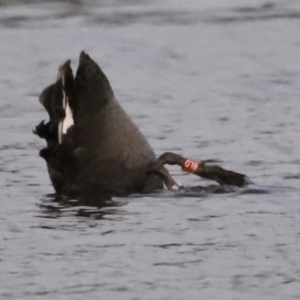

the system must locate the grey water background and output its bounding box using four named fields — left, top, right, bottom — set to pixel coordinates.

left=0, top=0, right=300, bottom=299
